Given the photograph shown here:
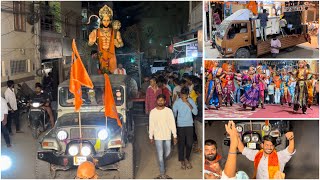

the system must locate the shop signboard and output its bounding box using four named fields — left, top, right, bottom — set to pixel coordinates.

left=171, top=57, right=194, bottom=65
left=283, top=1, right=306, bottom=12
left=186, top=43, right=198, bottom=57
left=224, top=2, right=232, bottom=18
